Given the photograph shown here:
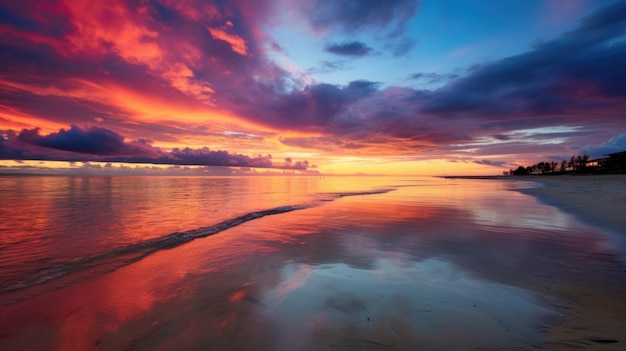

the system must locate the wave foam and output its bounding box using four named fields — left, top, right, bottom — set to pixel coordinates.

left=1, top=187, right=396, bottom=303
